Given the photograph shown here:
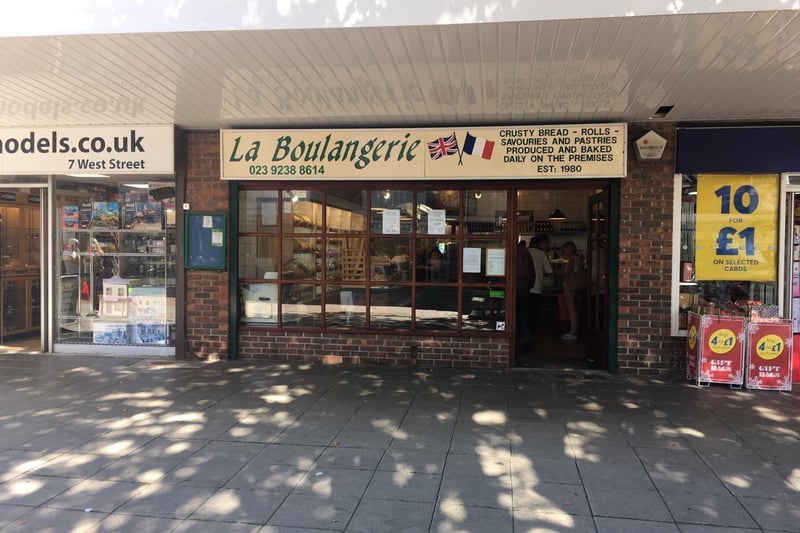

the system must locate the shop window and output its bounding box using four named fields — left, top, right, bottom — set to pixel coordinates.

left=55, top=179, right=176, bottom=347
left=672, top=174, right=779, bottom=335
left=237, top=187, right=509, bottom=332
